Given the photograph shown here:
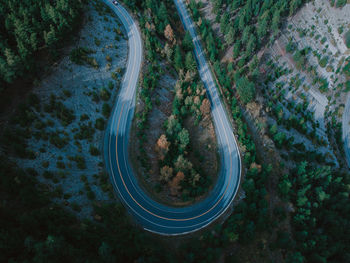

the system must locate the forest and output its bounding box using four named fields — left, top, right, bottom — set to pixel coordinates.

left=184, top=0, right=350, bottom=262
left=0, top=0, right=85, bottom=90
left=131, top=0, right=216, bottom=200
left=0, top=0, right=349, bottom=262
left=0, top=158, right=172, bottom=262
